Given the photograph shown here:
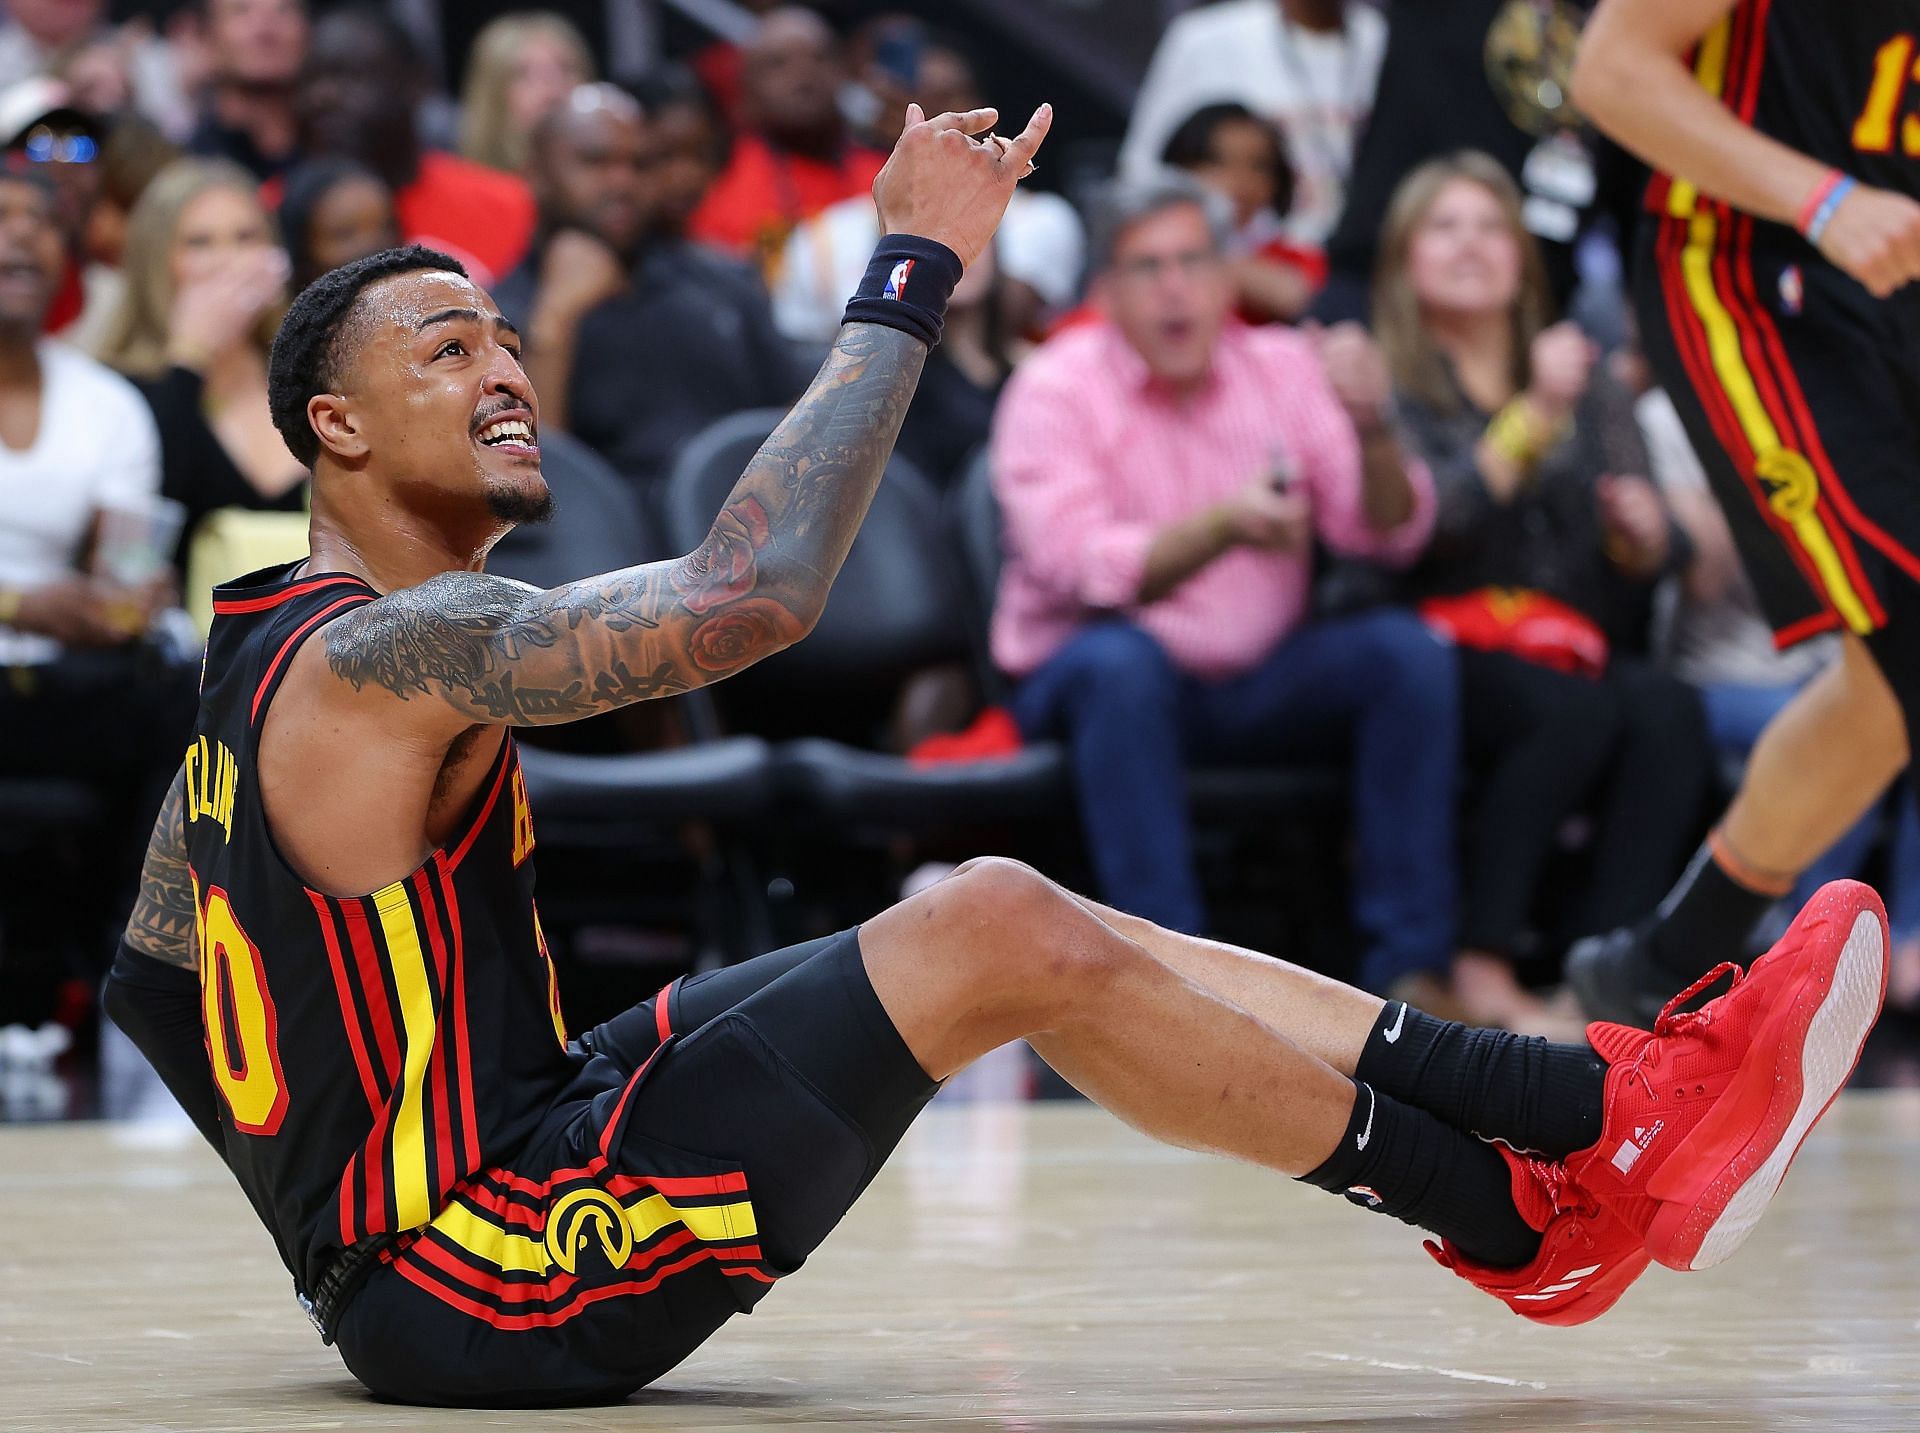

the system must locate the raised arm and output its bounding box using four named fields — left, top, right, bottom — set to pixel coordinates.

left=1572, top=0, right=1920, bottom=296
left=323, top=319, right=929, bottom=723
left=323, top=103, right=1052, bottom=732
